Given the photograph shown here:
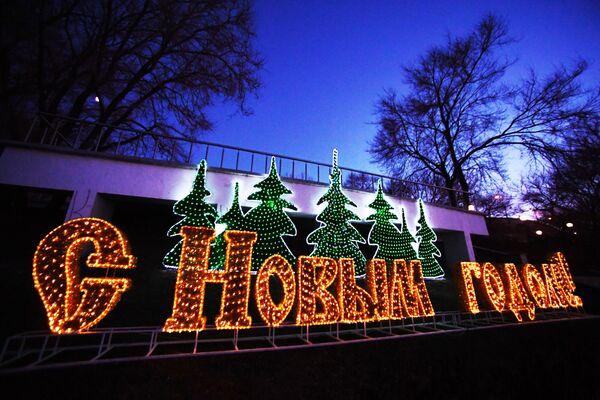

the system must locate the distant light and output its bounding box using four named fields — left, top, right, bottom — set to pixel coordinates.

left=94, top=96, right=100, bottom=102
left=548, top=217, right=552, bottom=220
left=494, top=194, right=502, bottom=200
left=519, top=215, right=527, bottom=221
left=574, top=231, right=578, bottom=235
left=566, top=222, right=574, bottom=228
left=535, top=230, right=543, bottom=236
left=467, top=204, right=476, bottom=211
